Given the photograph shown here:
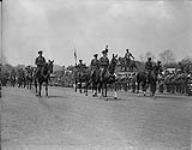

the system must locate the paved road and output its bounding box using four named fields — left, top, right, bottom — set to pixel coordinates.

left=1, top=87, right=192, bottom=150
